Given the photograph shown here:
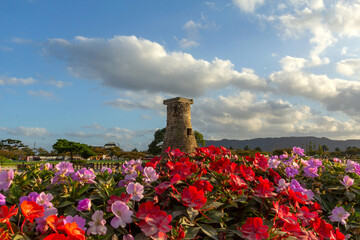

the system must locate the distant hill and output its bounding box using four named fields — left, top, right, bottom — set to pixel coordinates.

left=205, top=136, right=360, bottom=152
